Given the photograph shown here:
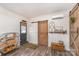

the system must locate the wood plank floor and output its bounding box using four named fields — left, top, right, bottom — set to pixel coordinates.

left=6, top=46, right=73, bottom=56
